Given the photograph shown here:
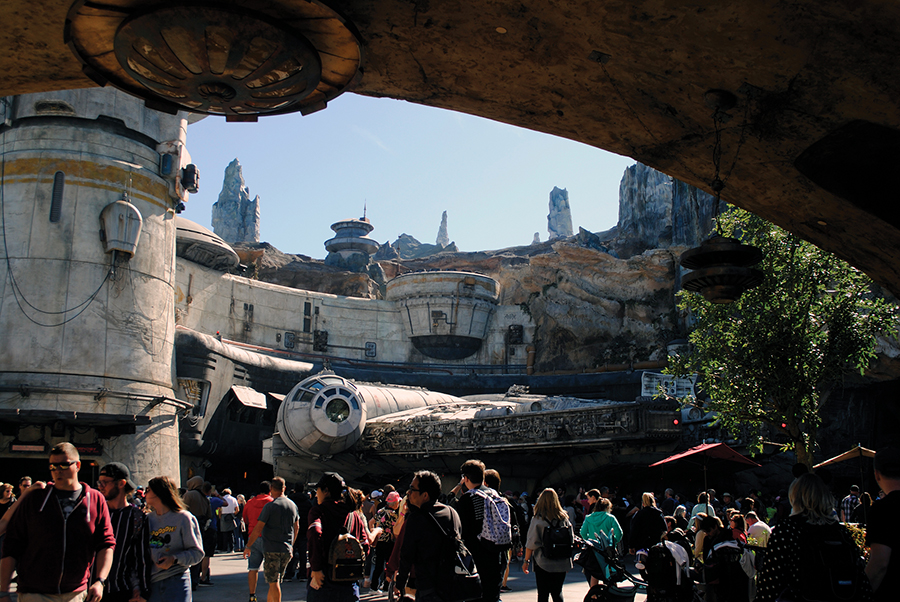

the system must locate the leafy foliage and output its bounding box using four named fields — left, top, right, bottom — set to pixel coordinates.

left=668, top=208, right=898, bottom=467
